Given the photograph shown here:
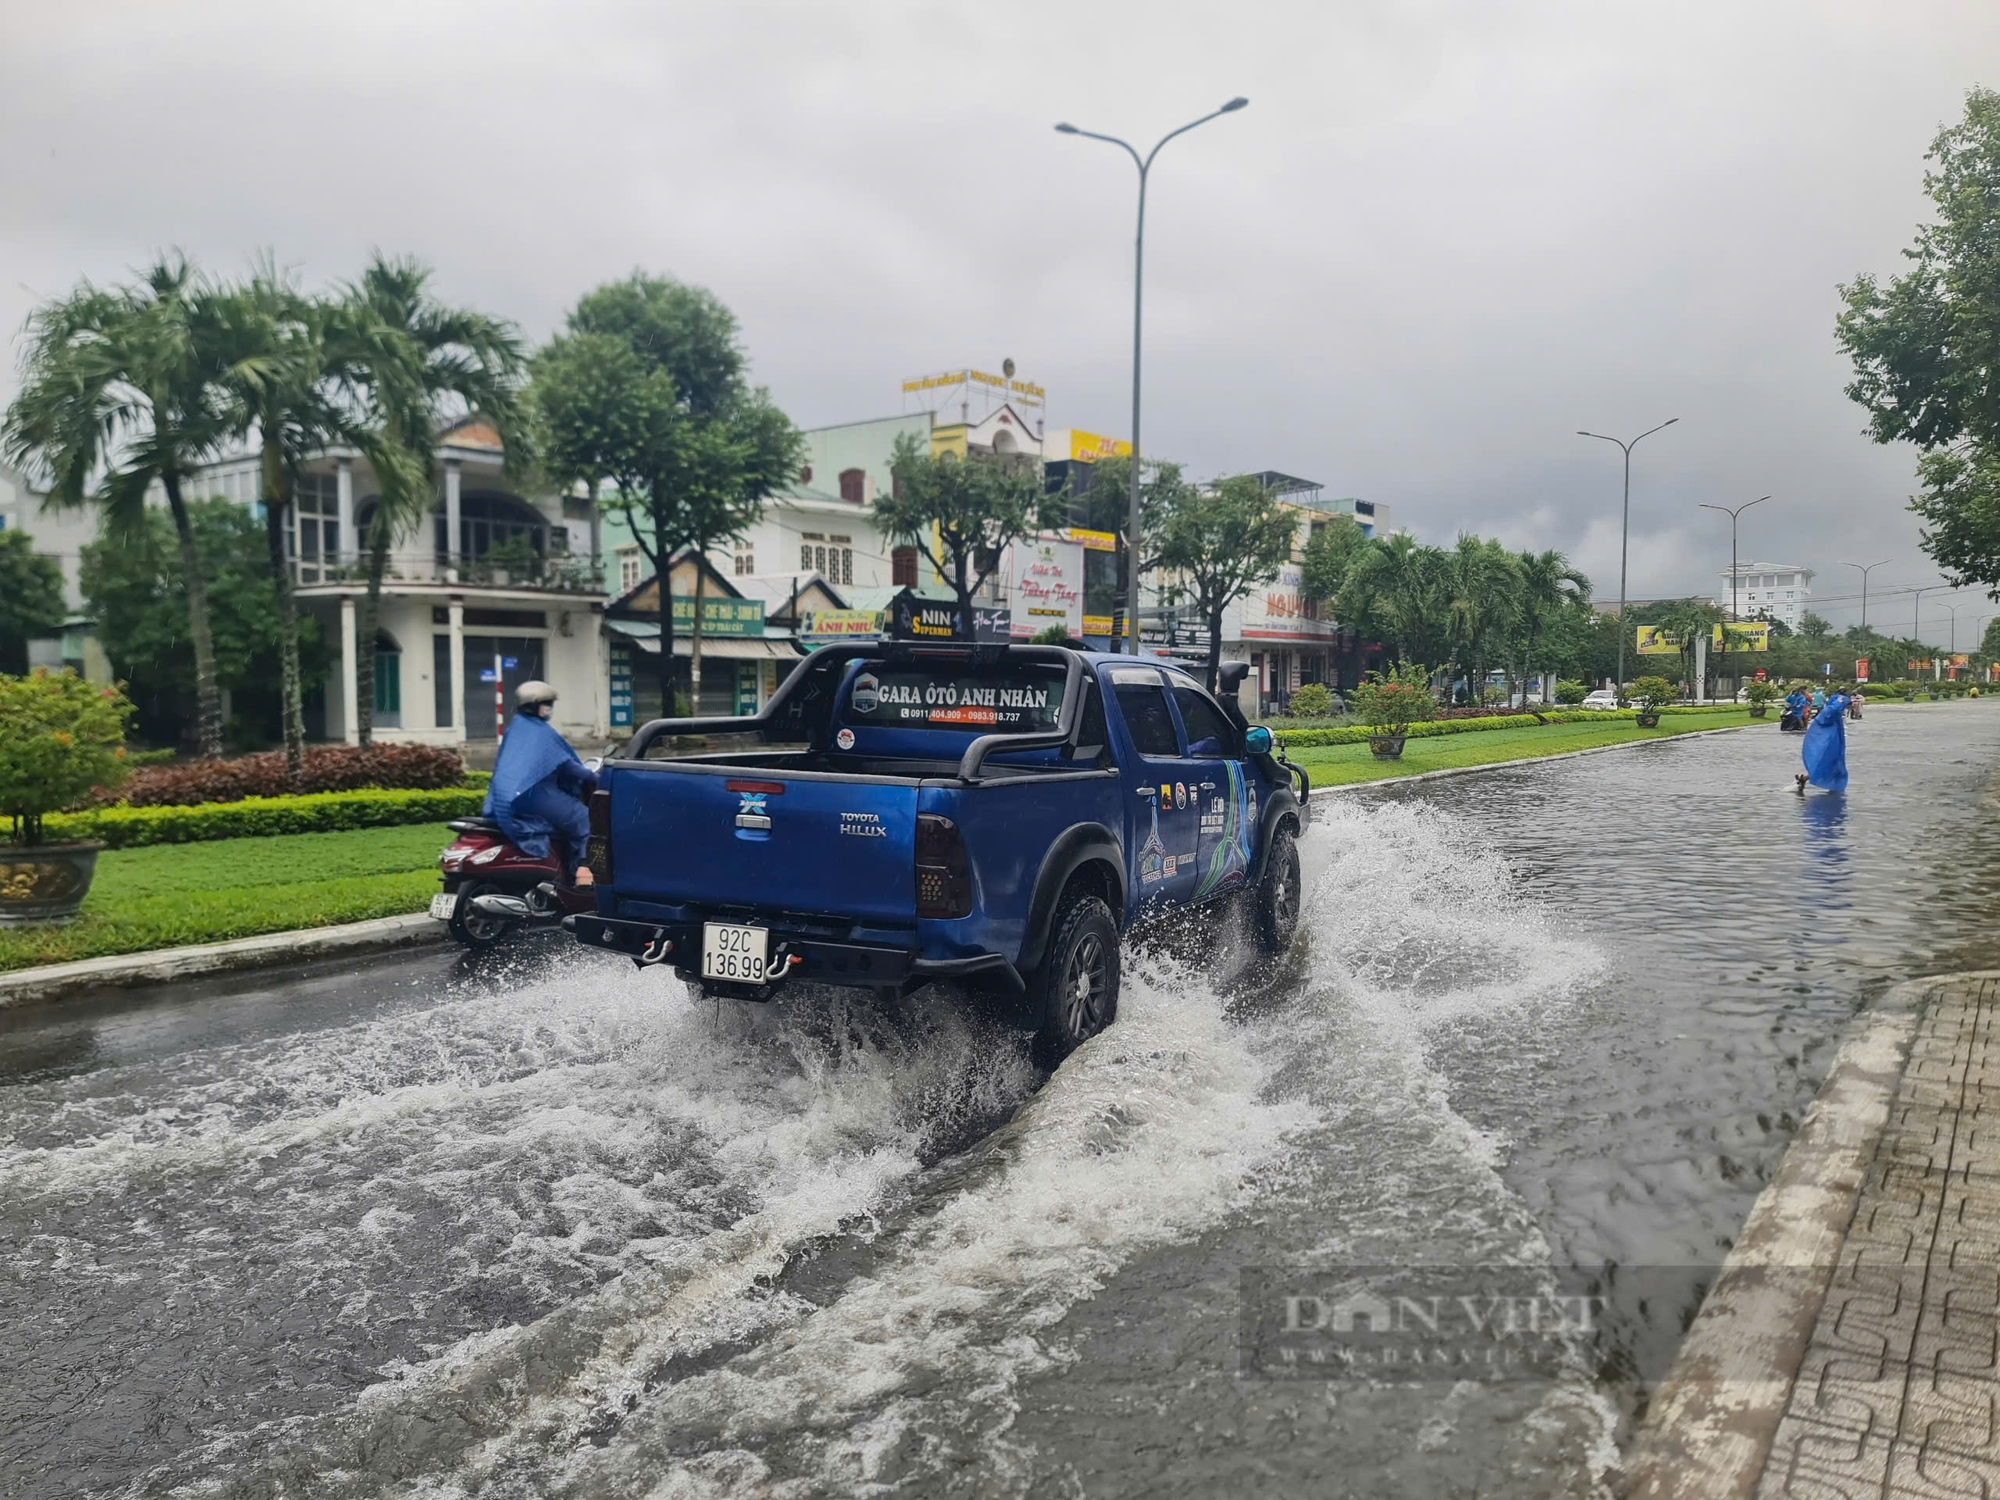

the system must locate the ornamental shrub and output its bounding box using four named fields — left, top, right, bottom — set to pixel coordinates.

left=1286, top=682, right=1335, bottom=718
left=1554, top=680, right=1588, bottom=705
left=46, top=786, right=484, bottom=849
left=1630, top=676, right=1677, bottom=713
left=1349, top=663, right=1434, bottom=735
left=107, top=742, right=467, bottom=807
left=1744, top=679, right=1780, bottom=707
left=0, top=670, right=135, bottom=845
